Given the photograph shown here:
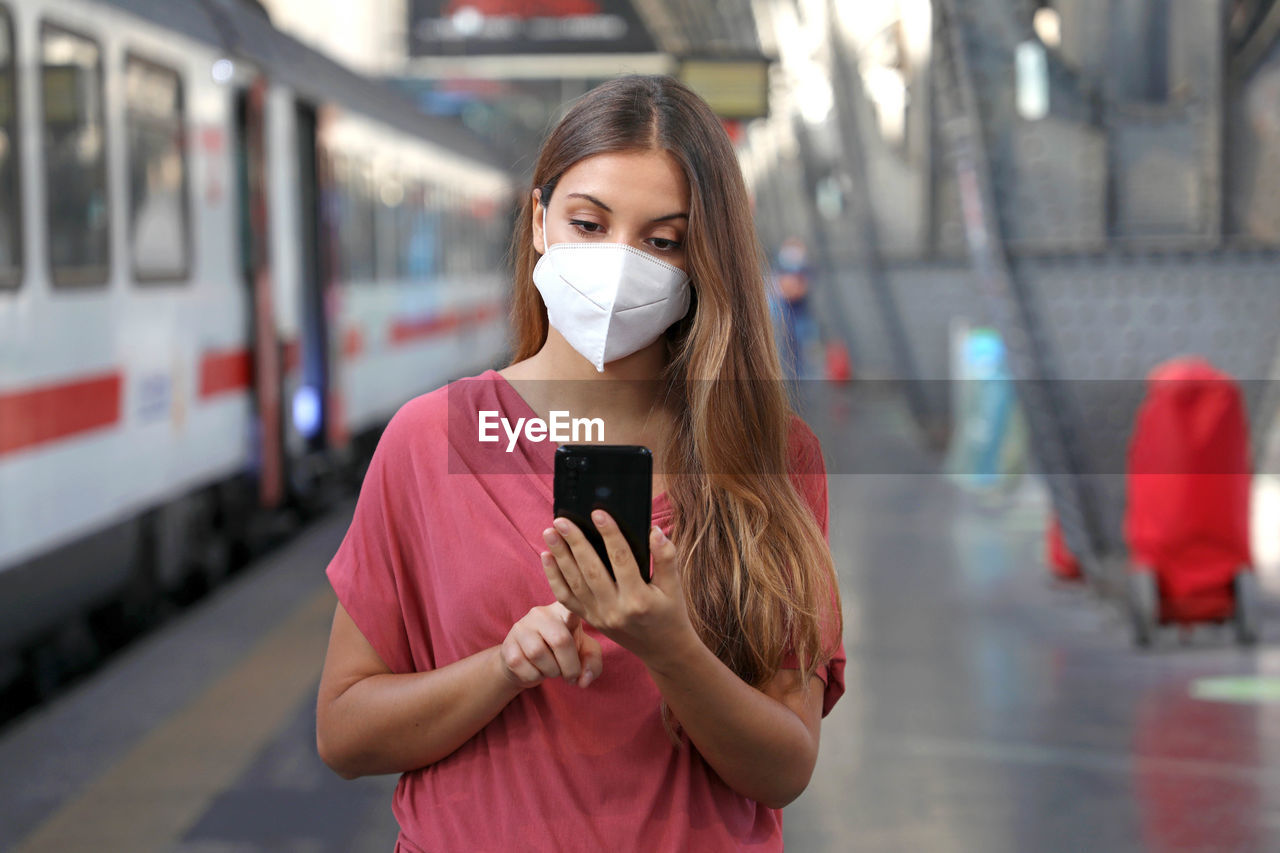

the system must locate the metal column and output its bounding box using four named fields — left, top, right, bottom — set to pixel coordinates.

left=931, top=0, right=1106, bottom=578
